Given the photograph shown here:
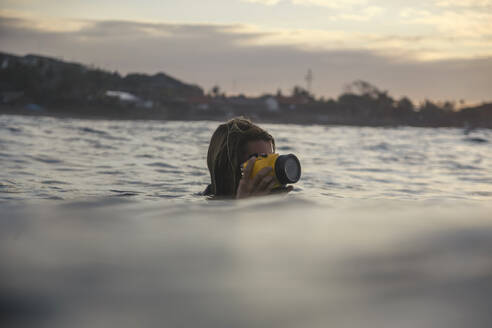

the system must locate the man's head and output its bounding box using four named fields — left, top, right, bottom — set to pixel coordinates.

left=207, top=117, right=275, bottom=197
